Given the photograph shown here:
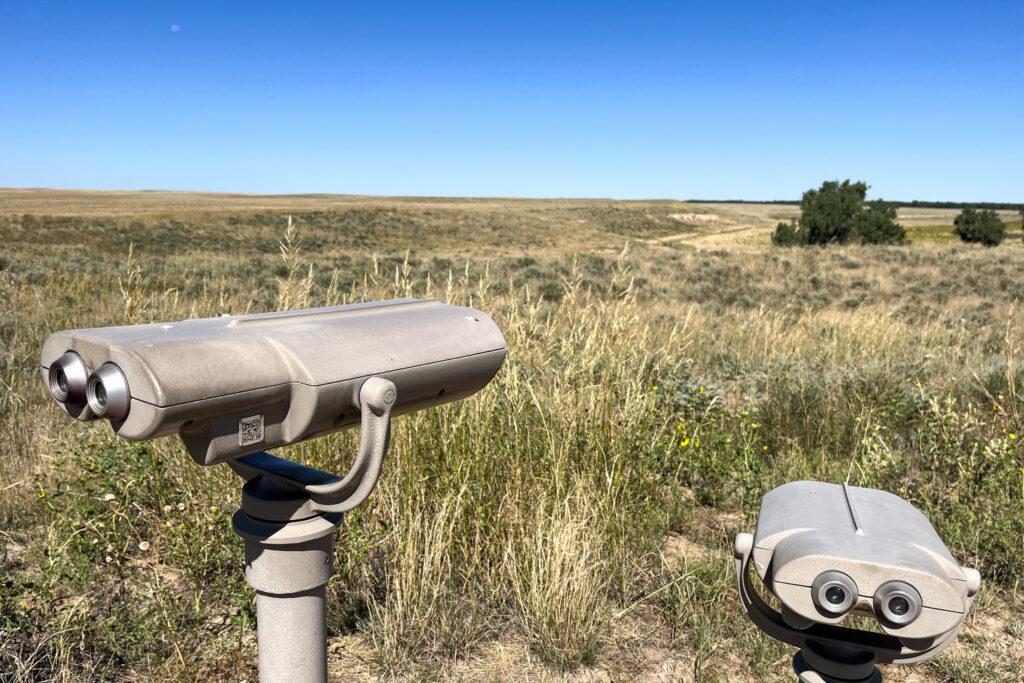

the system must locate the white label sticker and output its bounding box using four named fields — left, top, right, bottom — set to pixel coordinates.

left=238, top=414, right=264, bottom=447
